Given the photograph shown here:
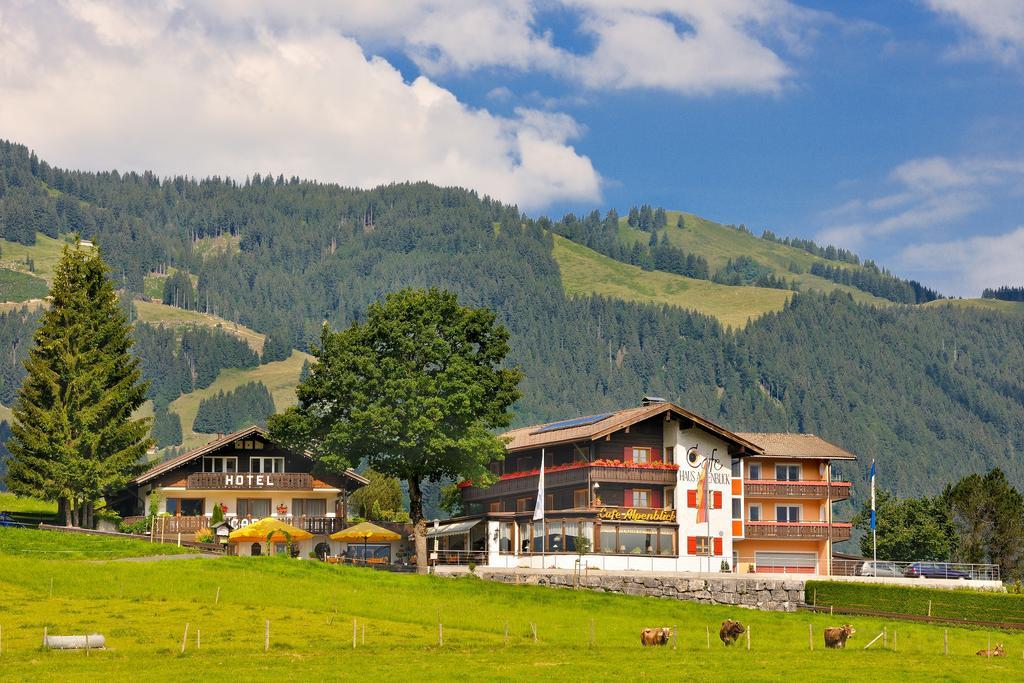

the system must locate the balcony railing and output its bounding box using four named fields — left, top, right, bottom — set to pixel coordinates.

left=124, top=515, right=345, bottom=535
left=461, top=462, right=677, bottom=501
left=744, top=480, right=851, bottom=500
left=186, top=472, right=314, bottom=490
left=744, top=521, right=852, bottom=541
